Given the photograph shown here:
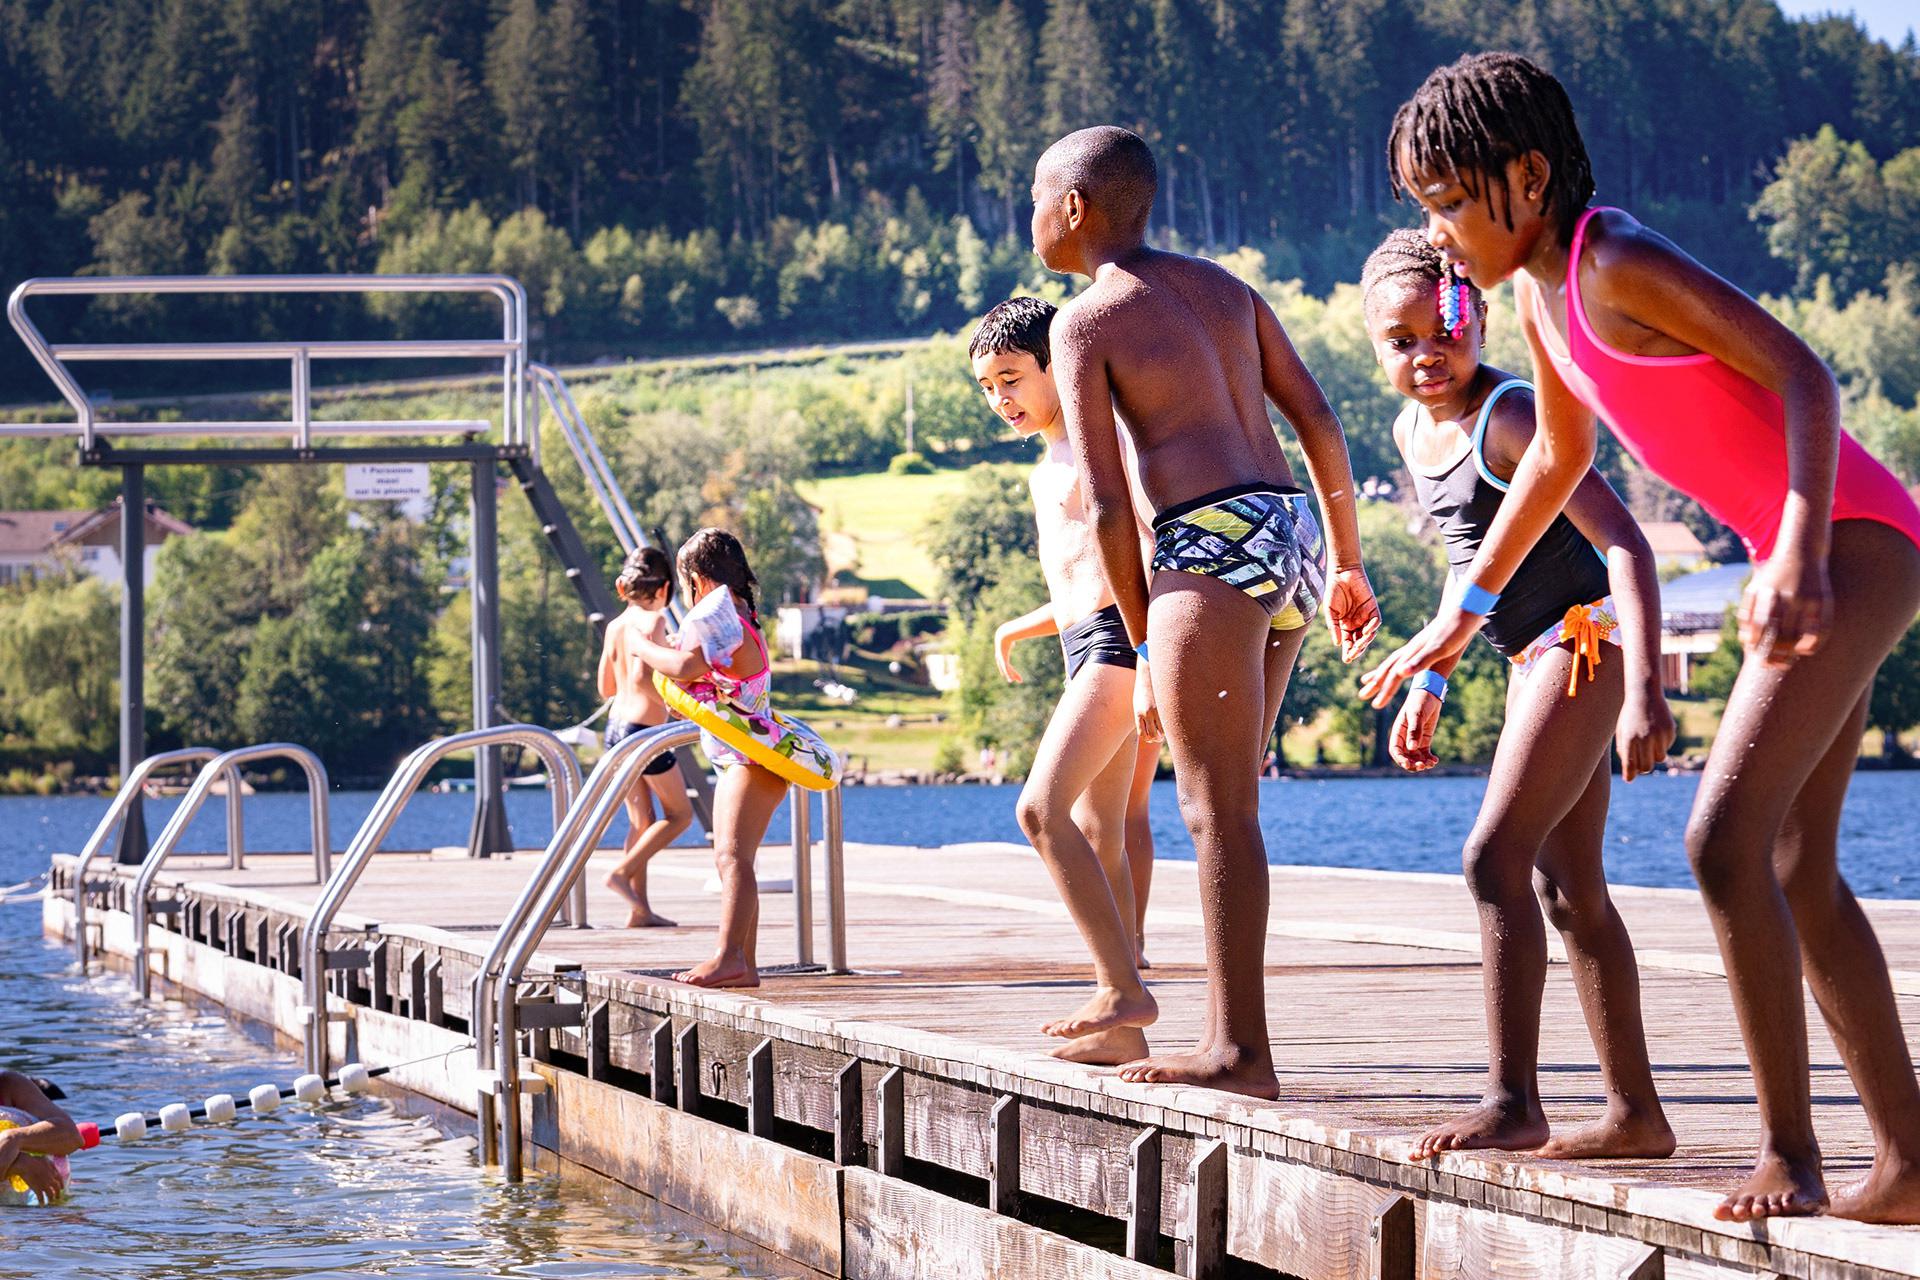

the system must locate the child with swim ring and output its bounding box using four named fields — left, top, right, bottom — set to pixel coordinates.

left=0, top=1070, right=87, bottom=1205
left=626, top=529, right=835, bottom=988
left=1361, top=227, right=1674, bottom=1163
left=1364, top=51, right=1920, bottom=1223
